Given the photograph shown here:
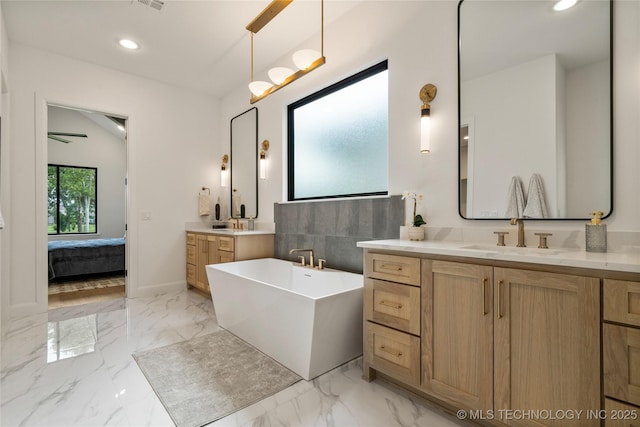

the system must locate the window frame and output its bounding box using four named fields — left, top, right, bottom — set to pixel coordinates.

left=48, top=163, right=98, bottom=235
left=287, top=60, right=389, bottom=201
